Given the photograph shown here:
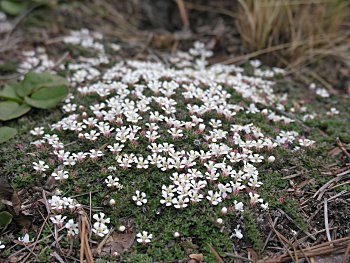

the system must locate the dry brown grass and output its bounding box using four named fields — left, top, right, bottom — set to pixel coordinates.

left=234, top=0, right=350, bottom=69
